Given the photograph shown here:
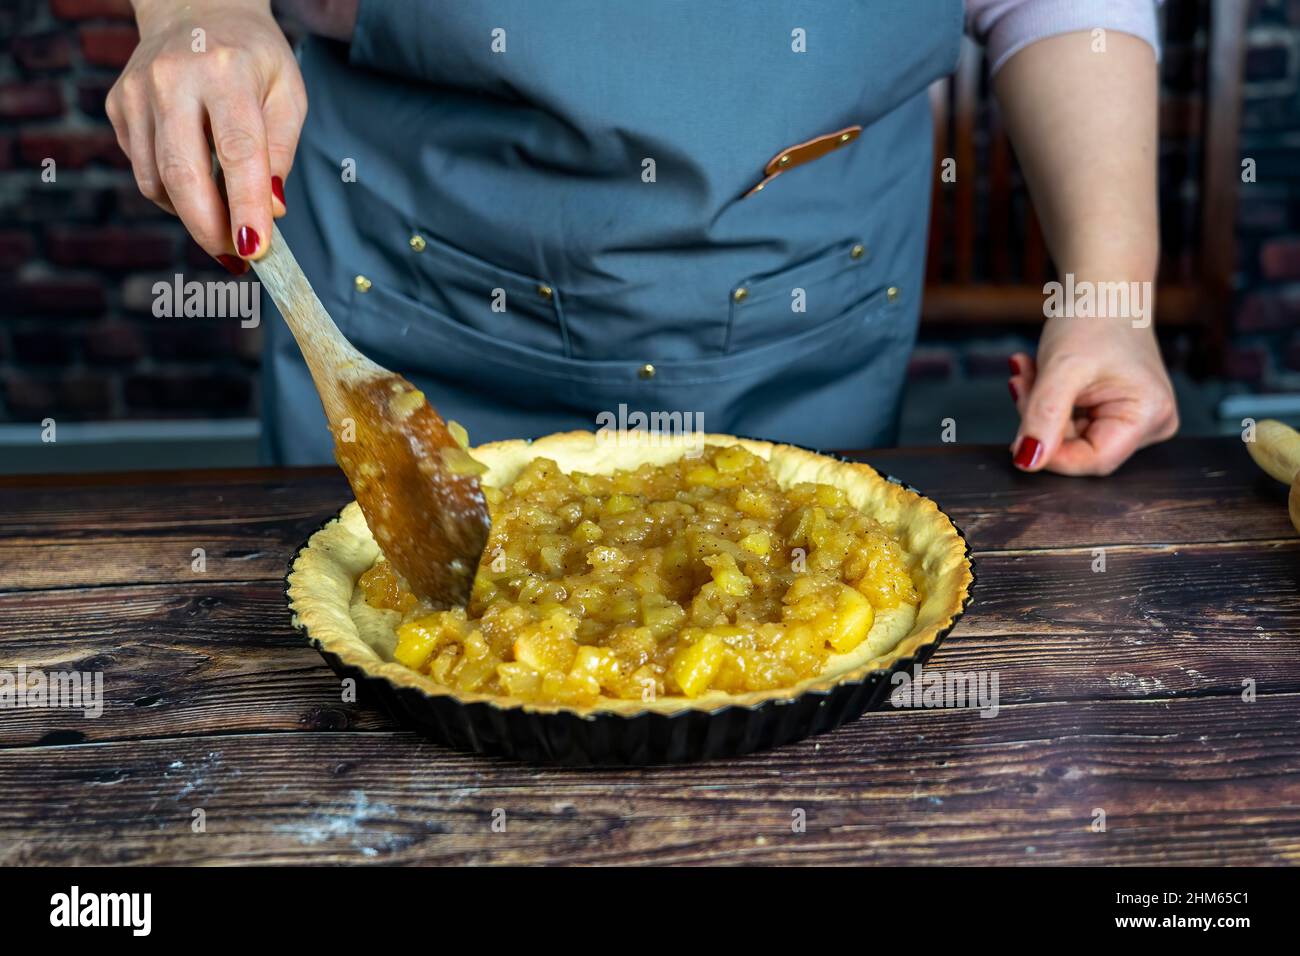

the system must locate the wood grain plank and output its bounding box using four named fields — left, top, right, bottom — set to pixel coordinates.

left=870, top=439, right=1295, bottom=550
left=0, top=472, right=345, bottom=536
left=1, top=539, right=1296, bottom=747
left=0, top=581, right=396, bottom=746
left=2, top=693, right=1296, bottom=865
left=1, top=440, right=1291, bottom=593
left=0, top=475, right=347, bottom=590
